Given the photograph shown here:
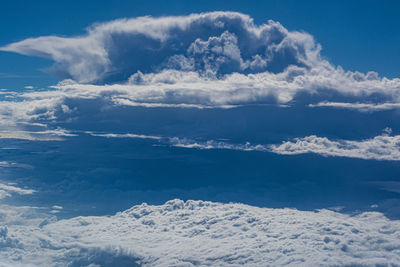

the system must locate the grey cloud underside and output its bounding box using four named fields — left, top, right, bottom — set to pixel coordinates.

left=1, top=199, right=400, bottom=266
